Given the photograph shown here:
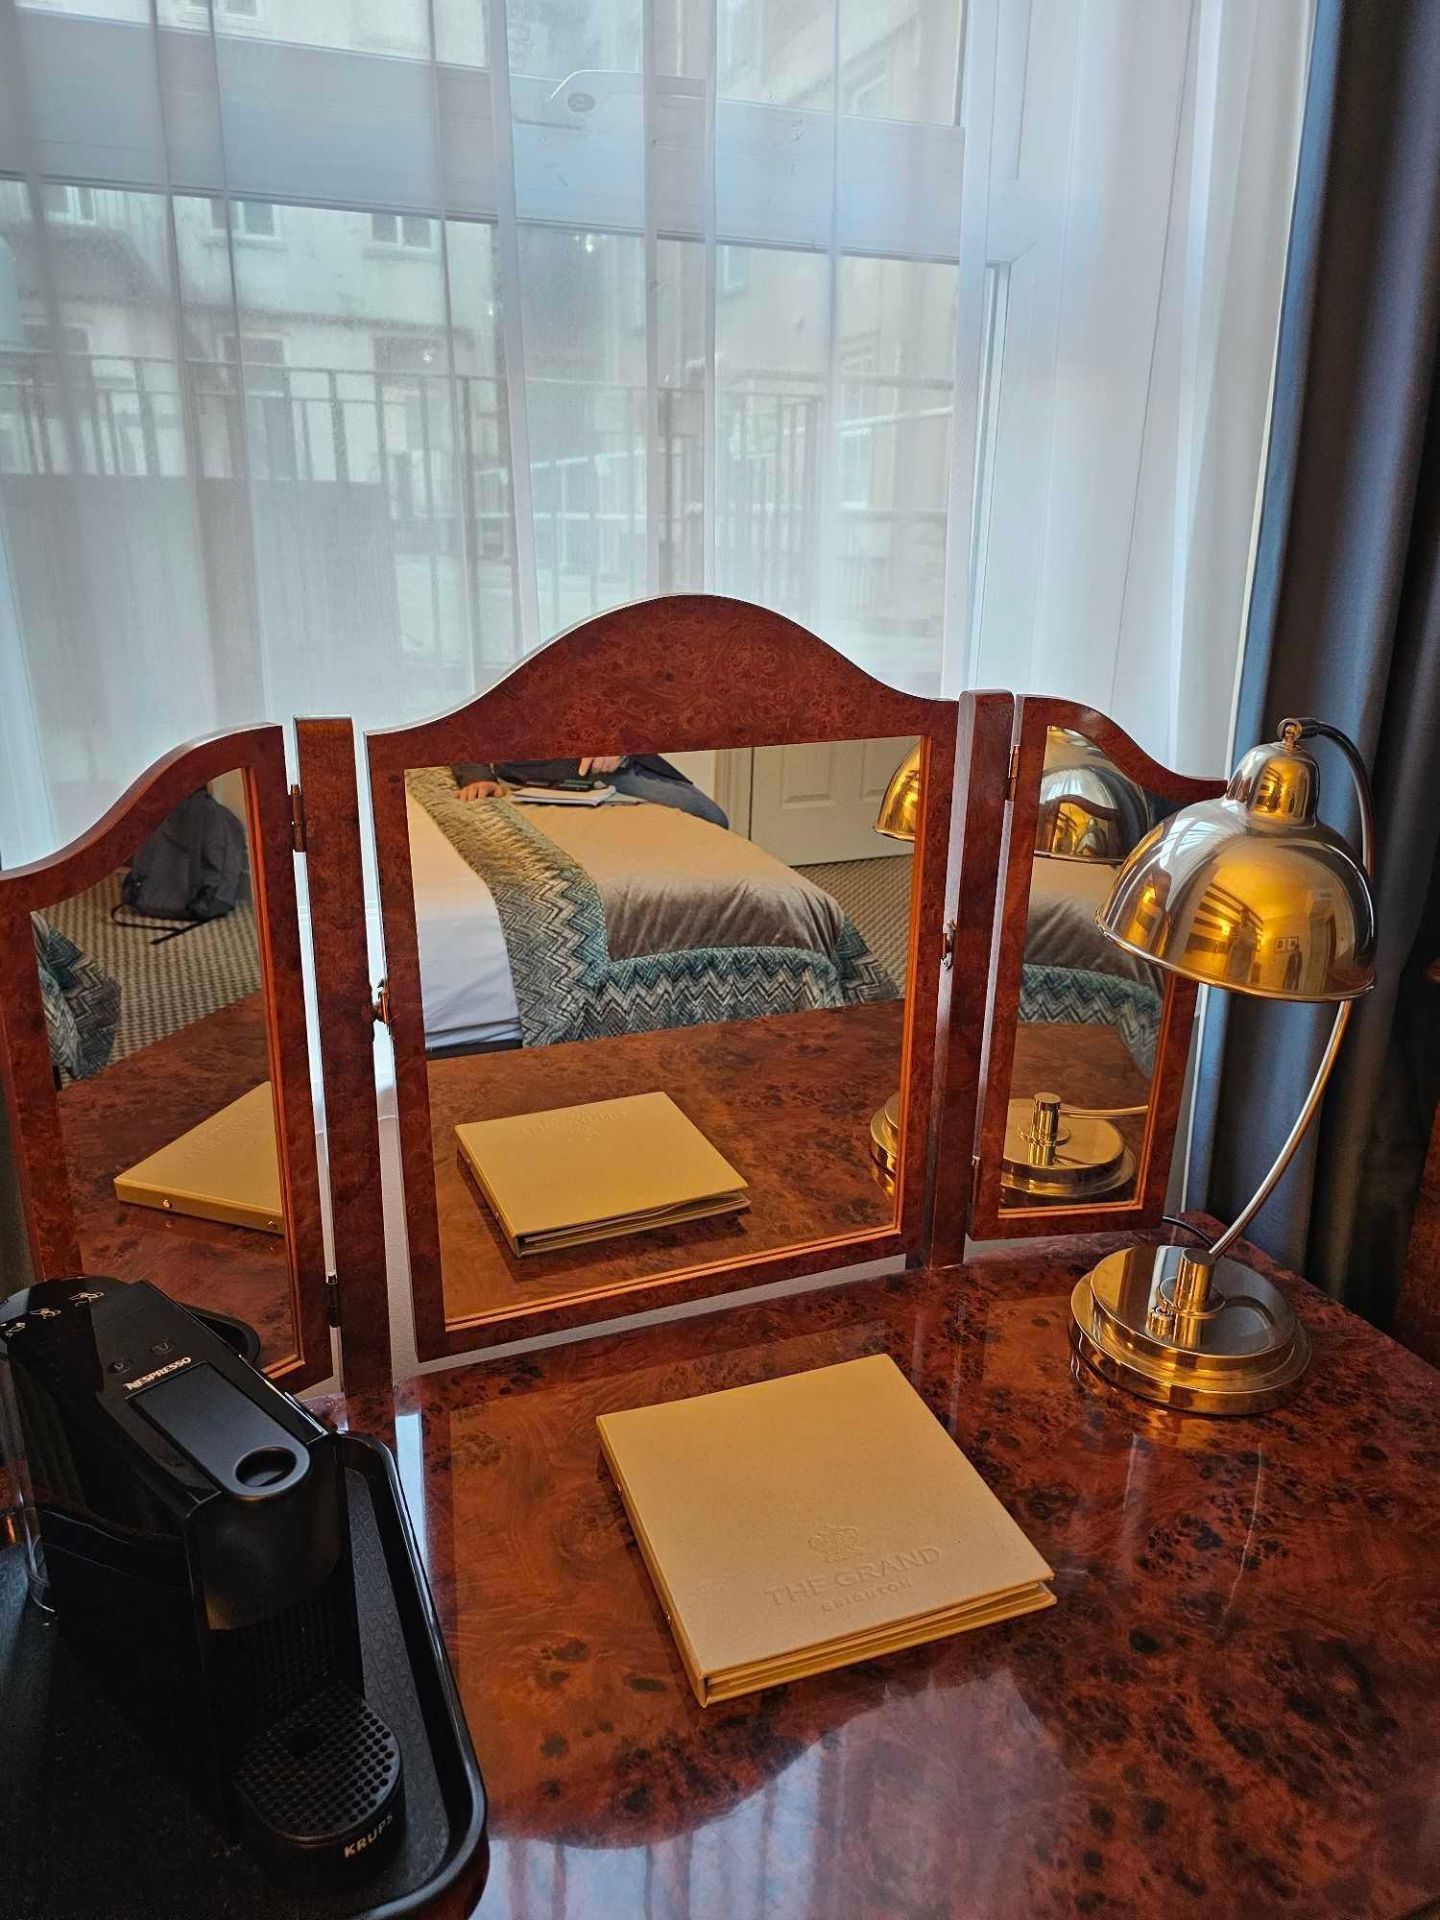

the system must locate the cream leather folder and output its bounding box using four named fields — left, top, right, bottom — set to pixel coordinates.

left=598, top=1354, right=1055, bottom=1705
left=113, top=1082, right=283, bottom=1234
left=455, top=1091, right=749, bottom=1256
